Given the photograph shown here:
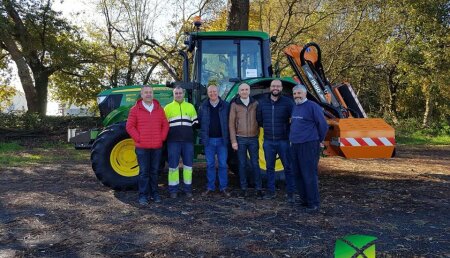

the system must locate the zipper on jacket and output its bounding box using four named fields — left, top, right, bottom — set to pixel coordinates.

left=179, top=102, right=183, bottom=126
left=246, top=103, right=249, bottom=136
left=272, top=103, right=275, bottom=140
